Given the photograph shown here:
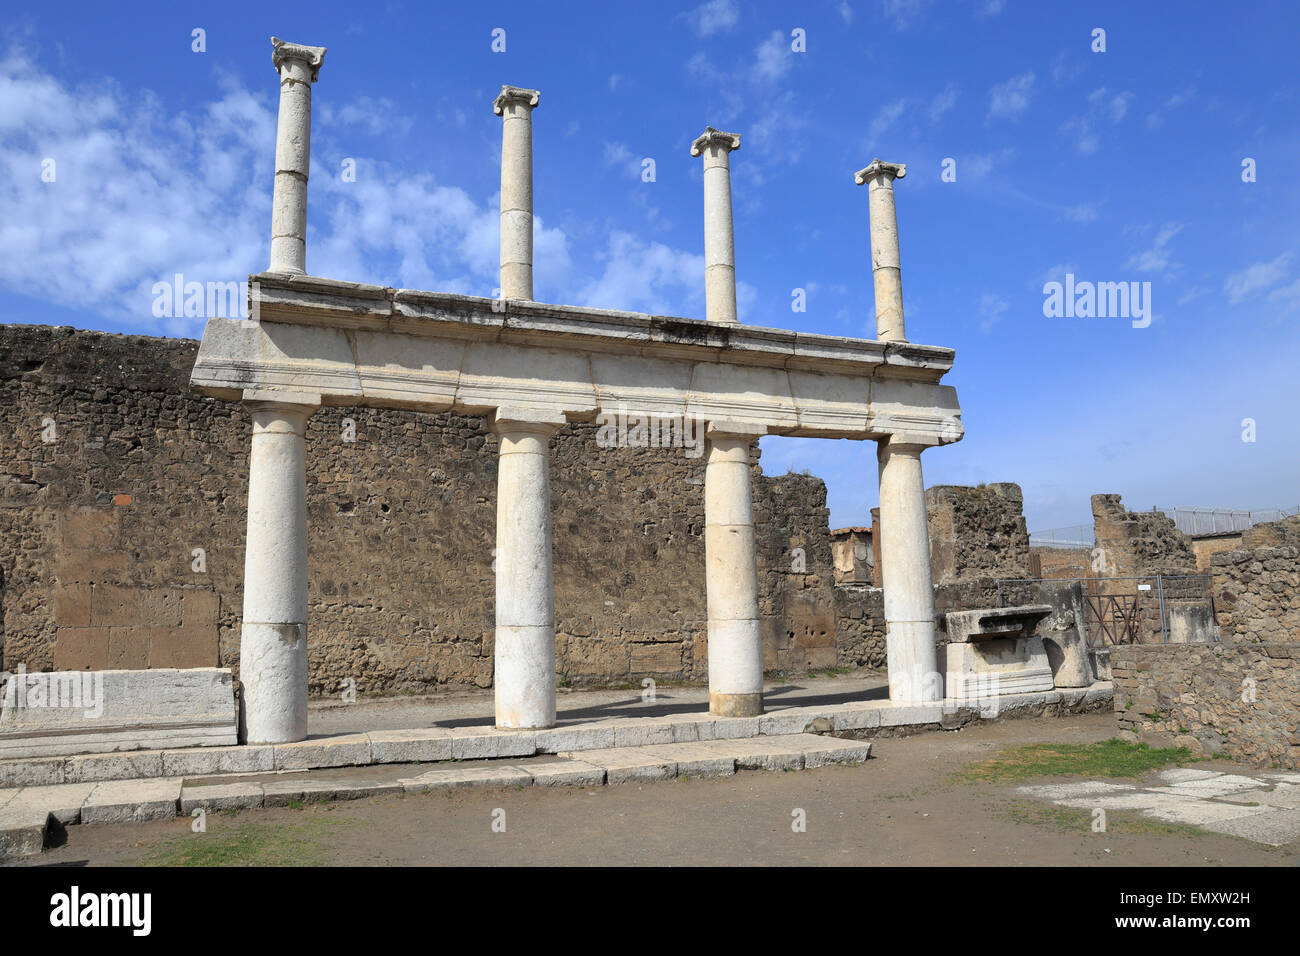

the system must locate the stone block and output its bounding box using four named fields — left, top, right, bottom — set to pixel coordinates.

left=161, top=745, right=275, bottom=778
left=526, top=759, right=606, bottom=787
left=106, top=626, right=151, bottom=669
left=367, top=728, right=453, bottom=764
left=81, top=778, right=181, bottom=824
left=398, top=765, right=533, bottom=792
left=273, top=734, right=373, bottom=771
left=90, top=585, right=142, bottom=627
left=534, top=724, right=615, bottom=754
left=52, top=627, right=109, bottom=670
left=0, top=807, right=50, bottom=858
left=448, top=728, right=536, bottom=760
left=180, top=782, right=265, bottom=813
